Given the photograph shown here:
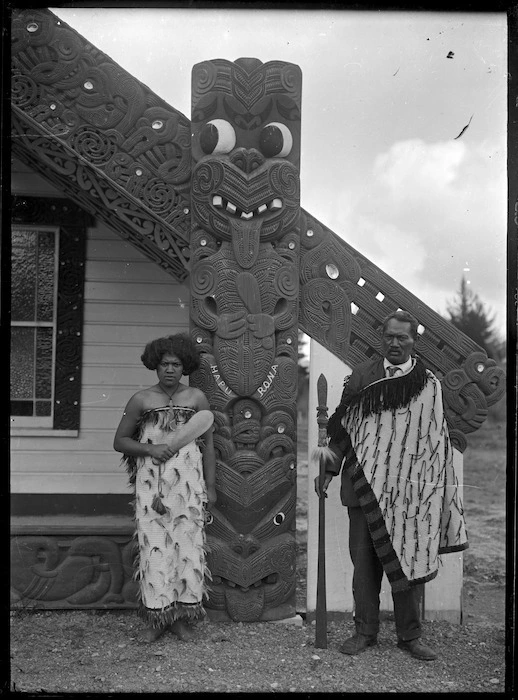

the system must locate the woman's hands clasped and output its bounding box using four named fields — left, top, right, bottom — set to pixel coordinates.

left=148, top=443, right=178, bottom=465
